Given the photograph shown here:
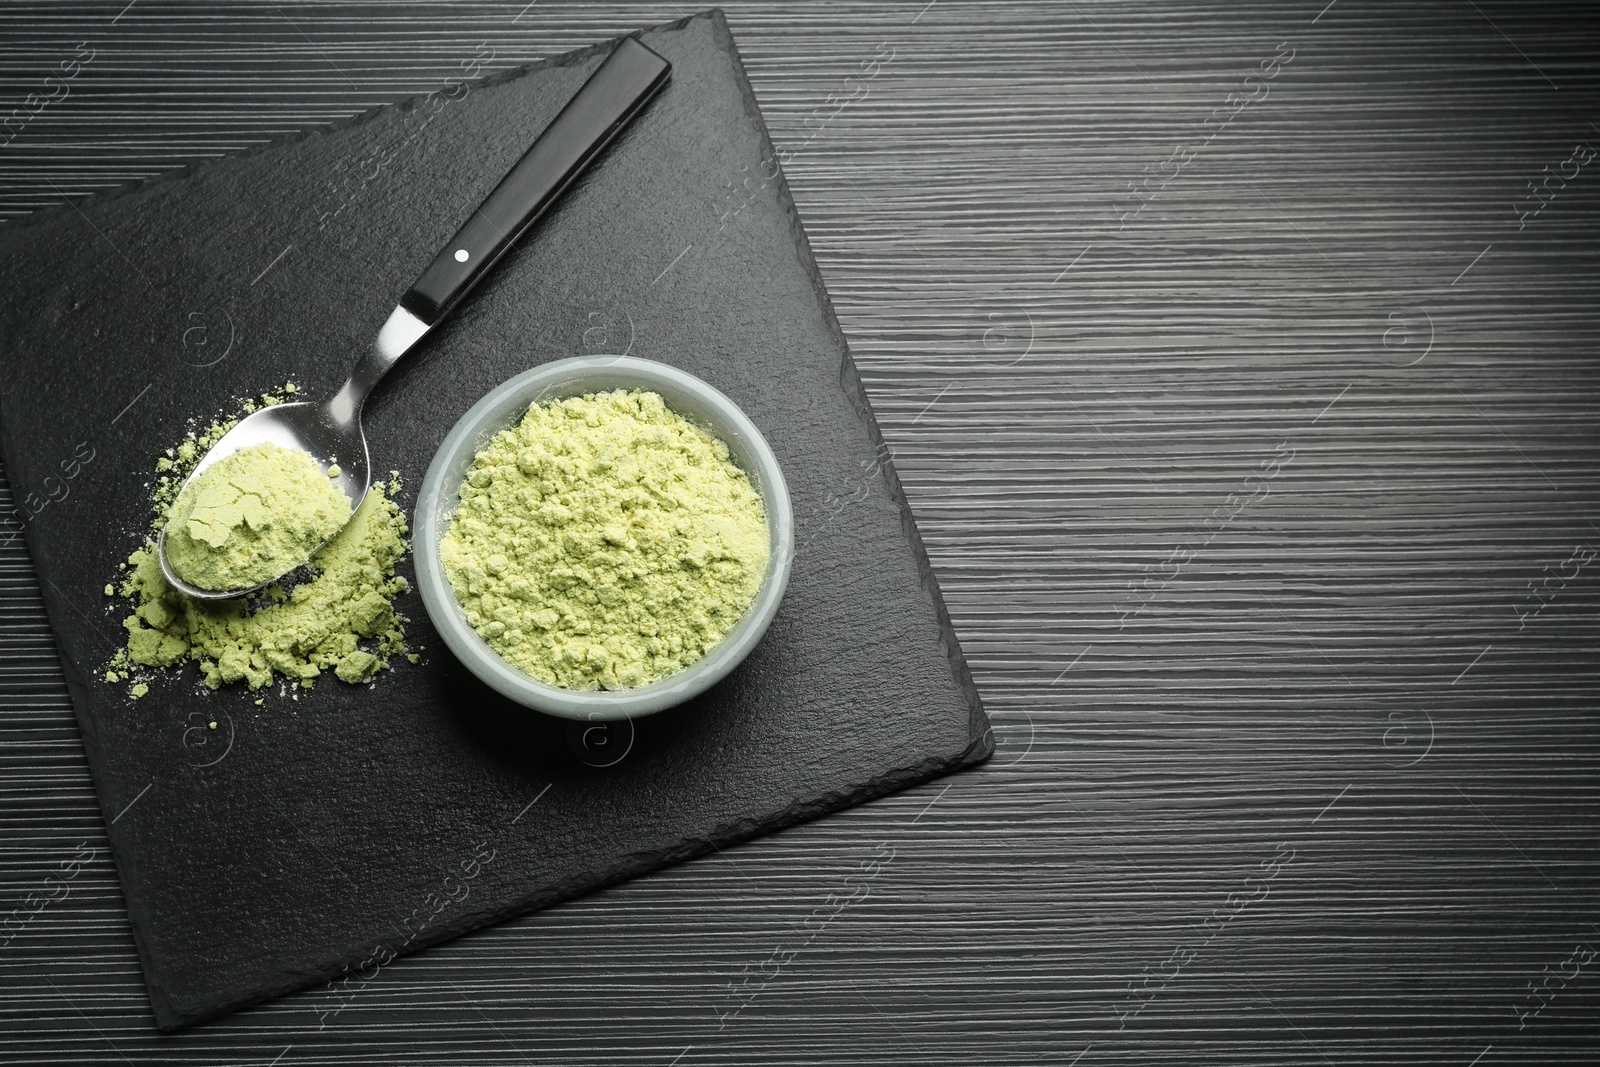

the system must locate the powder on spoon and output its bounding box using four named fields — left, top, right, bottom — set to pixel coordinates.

left=440, top=388, right=768, bottom=691
left=163, top=441, right=351, bottom=592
